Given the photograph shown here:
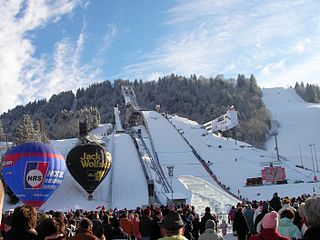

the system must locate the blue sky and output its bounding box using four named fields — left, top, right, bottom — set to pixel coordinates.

left=0, top=0, right=320, bottom=113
